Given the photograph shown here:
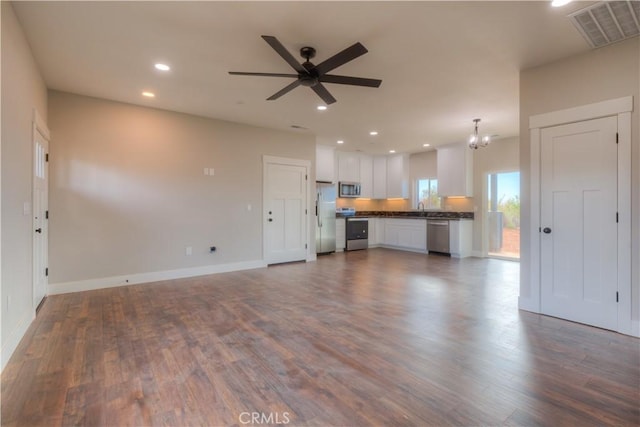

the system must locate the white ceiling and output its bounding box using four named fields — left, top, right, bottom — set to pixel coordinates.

left=12, top=1, right=596, bottom=155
